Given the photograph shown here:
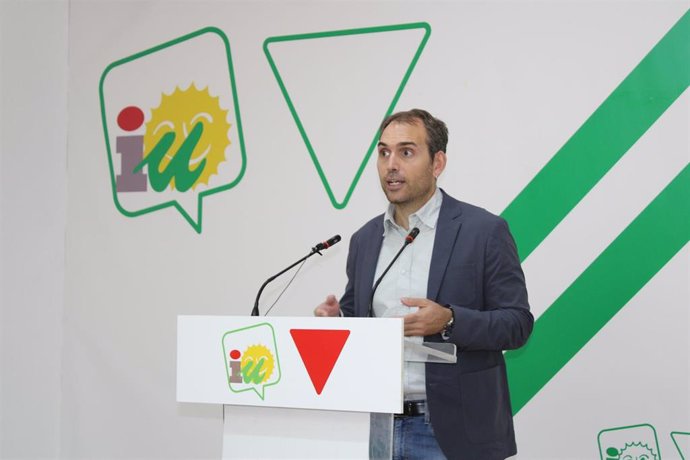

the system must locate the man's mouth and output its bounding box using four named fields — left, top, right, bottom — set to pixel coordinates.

left=385, top=178, right=405, bottom=190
